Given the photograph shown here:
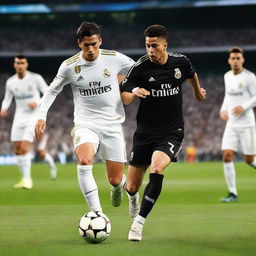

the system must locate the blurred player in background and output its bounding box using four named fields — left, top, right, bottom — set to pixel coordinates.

left=35, top=22, right=135, bottom=213
left=220, top=47, right=256, bottom=202
left=121, top=24, right=206, bottom=241
left=0, top=55, right=57, bottom=189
